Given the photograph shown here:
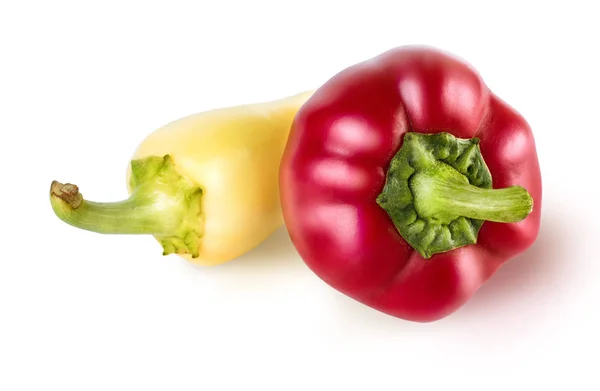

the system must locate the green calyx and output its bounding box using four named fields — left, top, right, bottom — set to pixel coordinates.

left=50, top=155, right=204, bottom=258
left=376, top=132, right=533, bottom=259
